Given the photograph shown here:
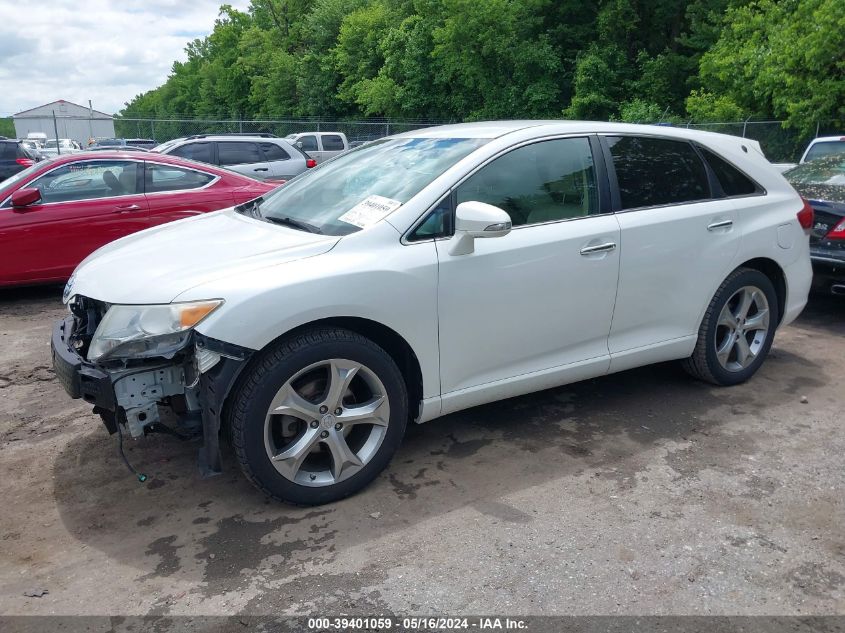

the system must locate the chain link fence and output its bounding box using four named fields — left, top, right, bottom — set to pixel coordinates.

left=3, top=114, right=841, bottom=163
left=112, top=117, right=446, bottom=147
